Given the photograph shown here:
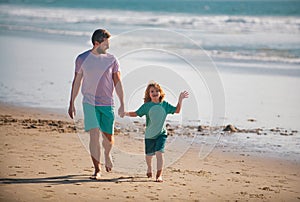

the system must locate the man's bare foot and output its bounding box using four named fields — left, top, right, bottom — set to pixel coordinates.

left=90, top=171, right=101, bottom=180
left=105, top=155, right=113, bottom=172
left=147, top=172, right=152, bottom=178
left=105, top=166, right=112, bottom=172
